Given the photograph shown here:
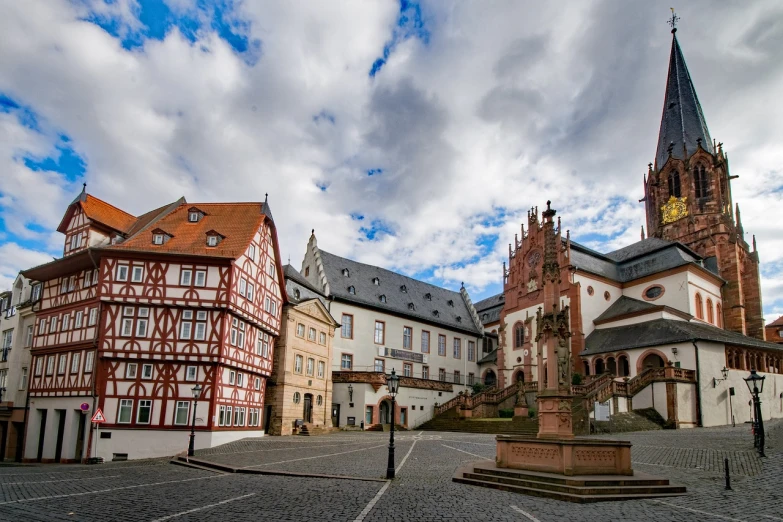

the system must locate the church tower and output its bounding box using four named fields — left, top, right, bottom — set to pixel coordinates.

left=643, top=18, right=765, bottom=339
